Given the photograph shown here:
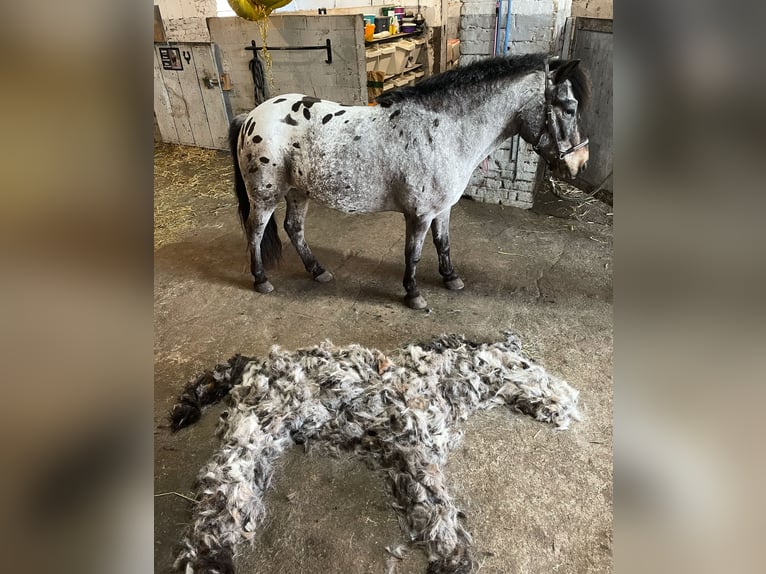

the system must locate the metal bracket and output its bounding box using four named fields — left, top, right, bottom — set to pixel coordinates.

left=245, top=39, right=333, bottom=65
